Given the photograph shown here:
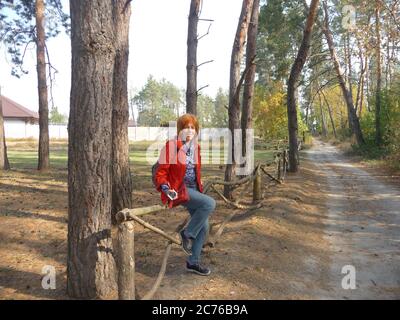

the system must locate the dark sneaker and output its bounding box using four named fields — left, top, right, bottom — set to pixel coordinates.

left=186, top=262, right=211, bottom=276
left=179, top=229, right=192, bottom=255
